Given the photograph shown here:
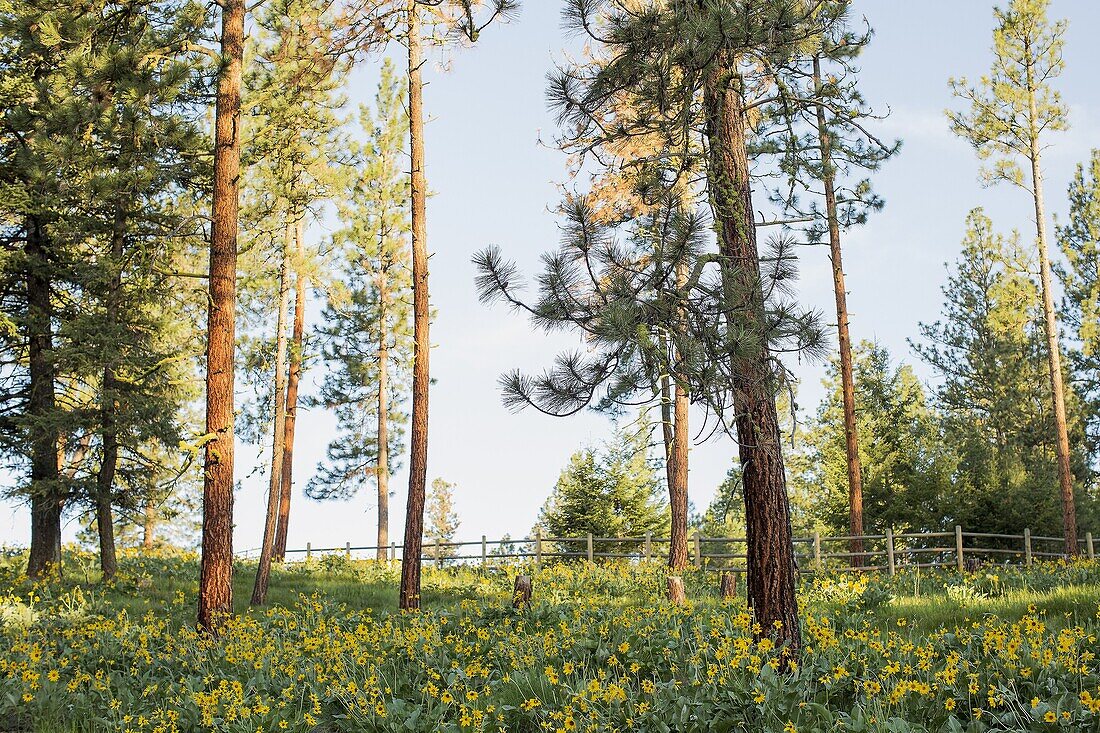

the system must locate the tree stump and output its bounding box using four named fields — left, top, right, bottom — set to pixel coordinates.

left=720, top=571, right=737, bottom=600
left=512, top=574, right=533, bottom=610
left=964, top=556, right=983, bottom=573
left=667, top=575, right=686, bottom=605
